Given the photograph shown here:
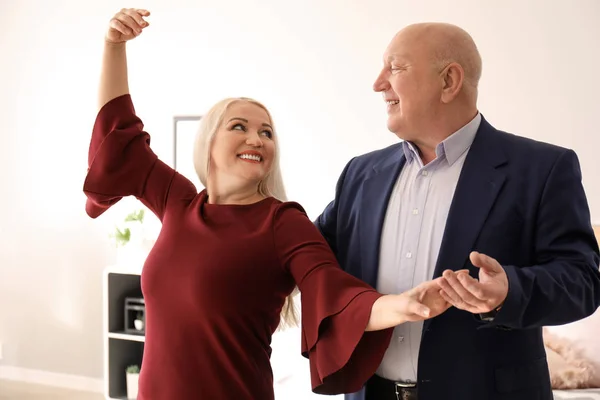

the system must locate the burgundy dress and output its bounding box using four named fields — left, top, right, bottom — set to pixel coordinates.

left=83, top=94, right=393, bottom=399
